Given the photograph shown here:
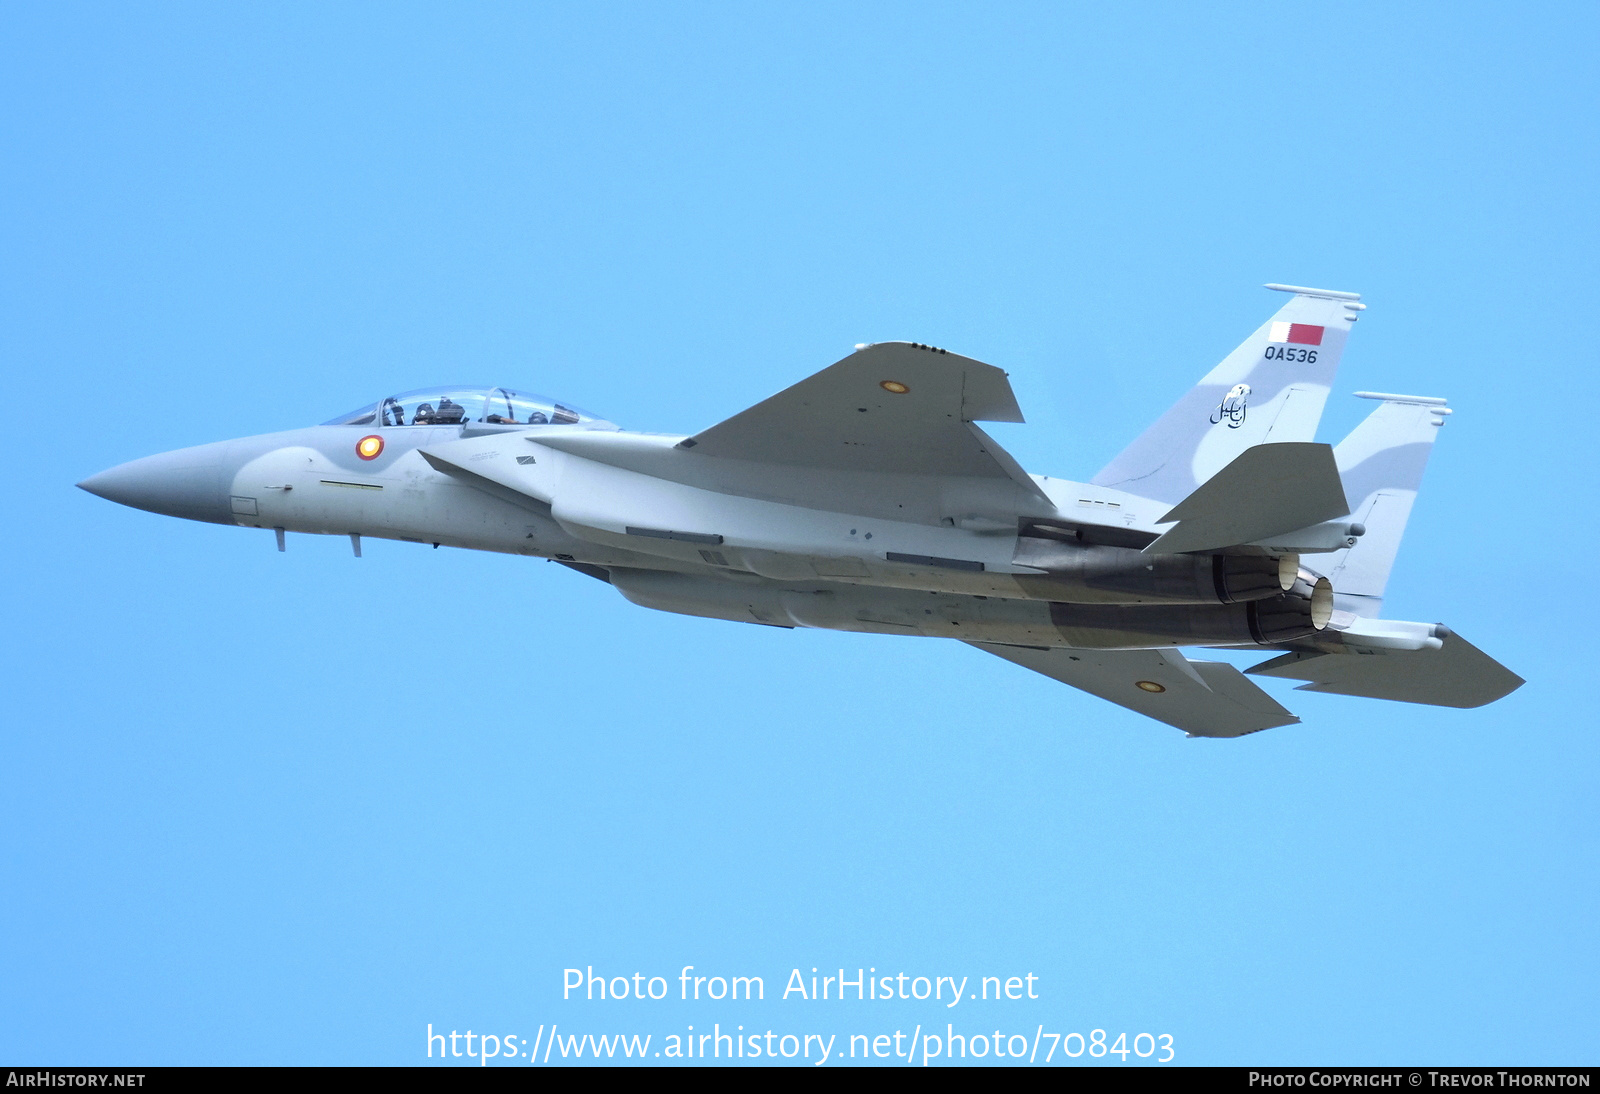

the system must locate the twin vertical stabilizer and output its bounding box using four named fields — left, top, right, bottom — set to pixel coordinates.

left=1092, top=285, right=1365, bottom=505
left=1322, top=393, right=1451, bottom=616
left=1092, top=283, right=1456, bottom=622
